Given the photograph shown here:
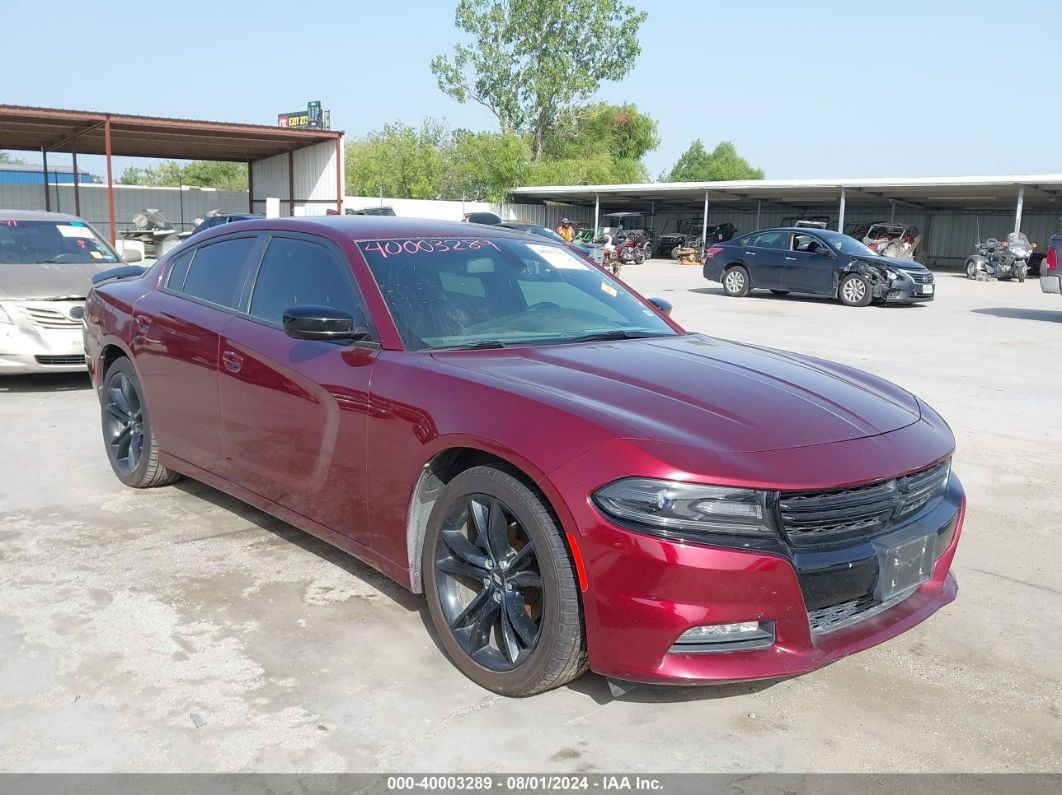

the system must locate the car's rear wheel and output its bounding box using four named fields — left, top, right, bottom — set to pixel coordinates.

left=839, top=273, right=872, bottom=306
left=422, top=465, right=586, bottom=696
left=722, top=265, right=751, bottom=297
left=101, top=358, right=179, bottom=488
